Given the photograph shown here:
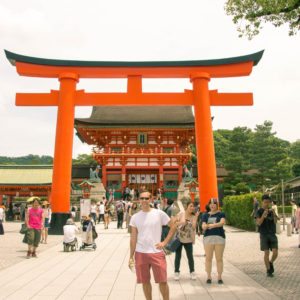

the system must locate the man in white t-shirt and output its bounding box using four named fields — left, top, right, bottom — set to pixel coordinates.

left=129, top=190, right=173, bottom=300
left=90, top=203, right=97, bottom=224
left=98, top=201, right=105, bottom=224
